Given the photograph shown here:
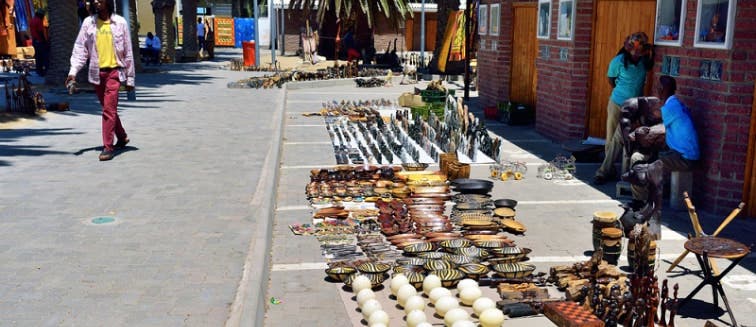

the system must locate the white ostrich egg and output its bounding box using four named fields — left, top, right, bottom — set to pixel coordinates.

left=390, top=273, right=409, bottom=296
left=361, top=299, right=382, bottom=319
left=368, top=310, right=390, bottom=326
left=352, top=275, right=373, bottom=293
left=434, top=296, right=460, bottom=317
left=456, top=279, right=479, bottom=291
left=479, top=308, right=505, bottom=327
left=423, top=274, right=442, bottom=295
left=406, top=309, right=427, bottom=327
left=404, top=295, right=426, bottom=313
left=472, top=297, right=497, bottom=316
left=415, top=323, right=433, bottom=327
left=397, top=284, right=418, bottom=307
left=429, top=287, right=453, bottom=304
left=444, top=308, right=470, bottom=326
left=356, top=288, right=376, bottom=307
left=459, top=287, right=482, bottom=306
